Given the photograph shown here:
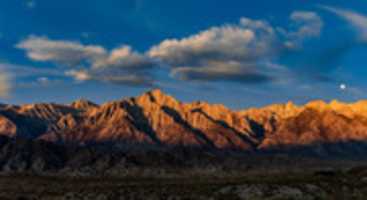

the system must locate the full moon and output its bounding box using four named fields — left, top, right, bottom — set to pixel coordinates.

left=340, top=84, right=347, bottom=90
